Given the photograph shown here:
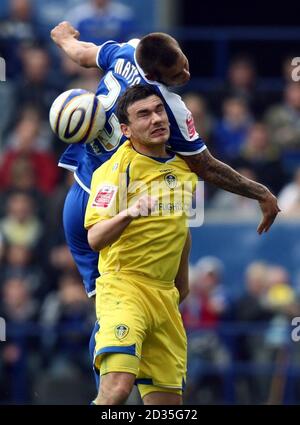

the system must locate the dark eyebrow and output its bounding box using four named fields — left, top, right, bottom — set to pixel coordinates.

left=136, top=108, right=151, bottom=115
left=136, top=102, right=164, bottom=115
